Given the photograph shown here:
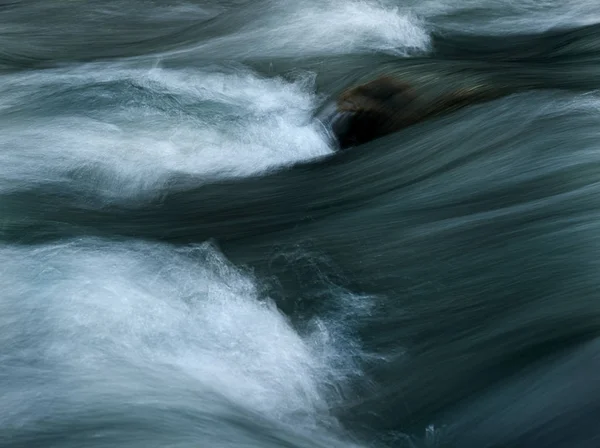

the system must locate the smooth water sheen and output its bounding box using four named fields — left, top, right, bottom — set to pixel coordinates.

left=2, top=1, right=600, bottom=447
